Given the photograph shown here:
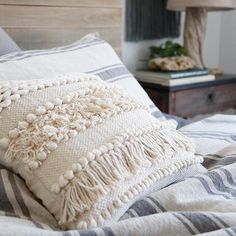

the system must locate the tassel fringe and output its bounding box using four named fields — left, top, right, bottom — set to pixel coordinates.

left=56, top=122, right=201, bottom=228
